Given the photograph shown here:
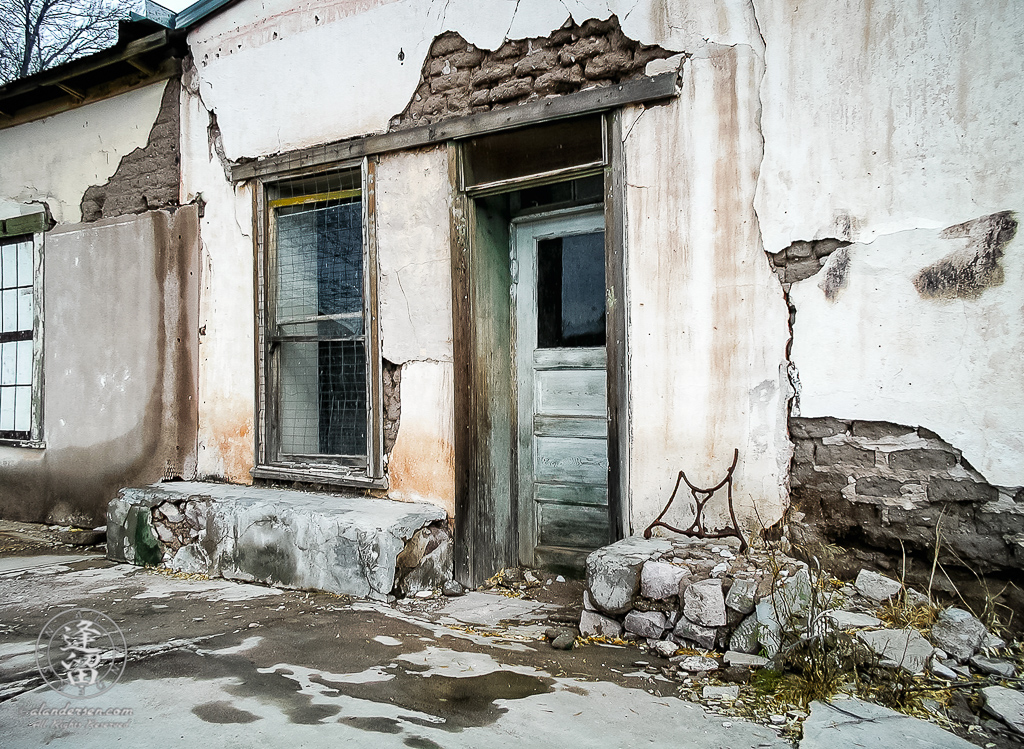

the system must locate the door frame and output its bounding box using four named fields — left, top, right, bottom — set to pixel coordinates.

left=450, top=111, right=630, bottom=585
